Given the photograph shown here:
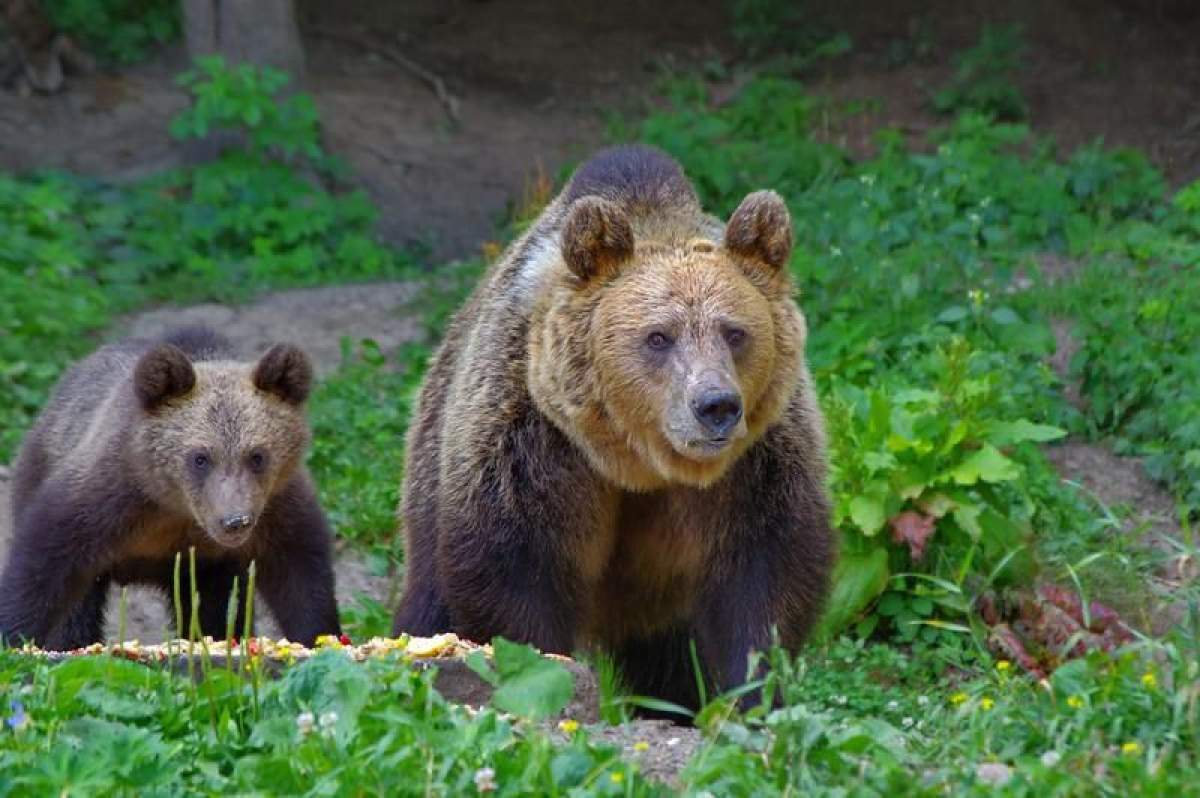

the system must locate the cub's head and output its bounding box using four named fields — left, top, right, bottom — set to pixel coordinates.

left=133, top=342, right=314, bottom=548
left=530, top=190, right=806, bottom=489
